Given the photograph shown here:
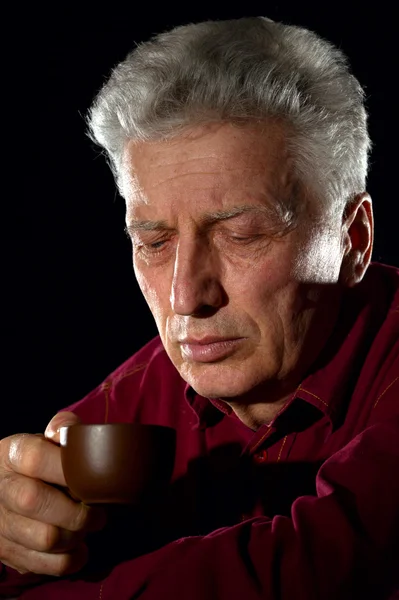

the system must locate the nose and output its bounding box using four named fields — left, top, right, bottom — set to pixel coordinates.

left=170, top=237, right=225, bottom=316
